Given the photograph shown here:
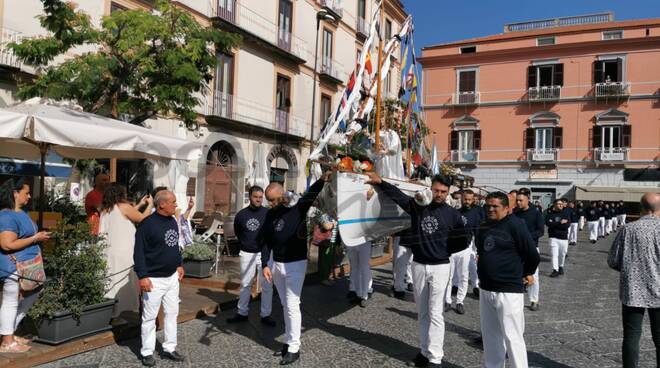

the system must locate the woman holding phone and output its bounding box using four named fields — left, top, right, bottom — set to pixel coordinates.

left=0, top=178, right=50, bottom=353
